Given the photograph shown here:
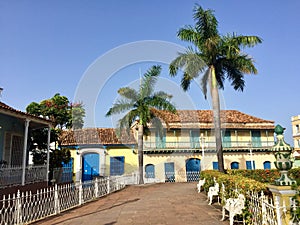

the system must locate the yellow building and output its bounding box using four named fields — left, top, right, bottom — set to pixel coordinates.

left=61, top=110, right=276, bottom=183
left=291, top=115, right=300, bottom=167
left=136, top=110, right=275, bottom=182
left=60, top=128, right=138, bottom=182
